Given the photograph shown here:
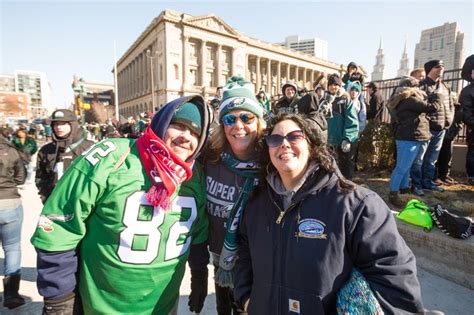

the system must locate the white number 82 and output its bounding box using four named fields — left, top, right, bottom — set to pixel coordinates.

left=117, top=191, right=197, bottom=264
